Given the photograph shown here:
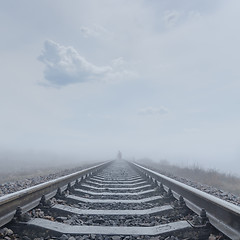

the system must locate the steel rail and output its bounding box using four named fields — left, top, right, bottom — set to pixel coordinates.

left=131, top=162, right=240, bottom=240
left=0, top=161, right=111, bottom=228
